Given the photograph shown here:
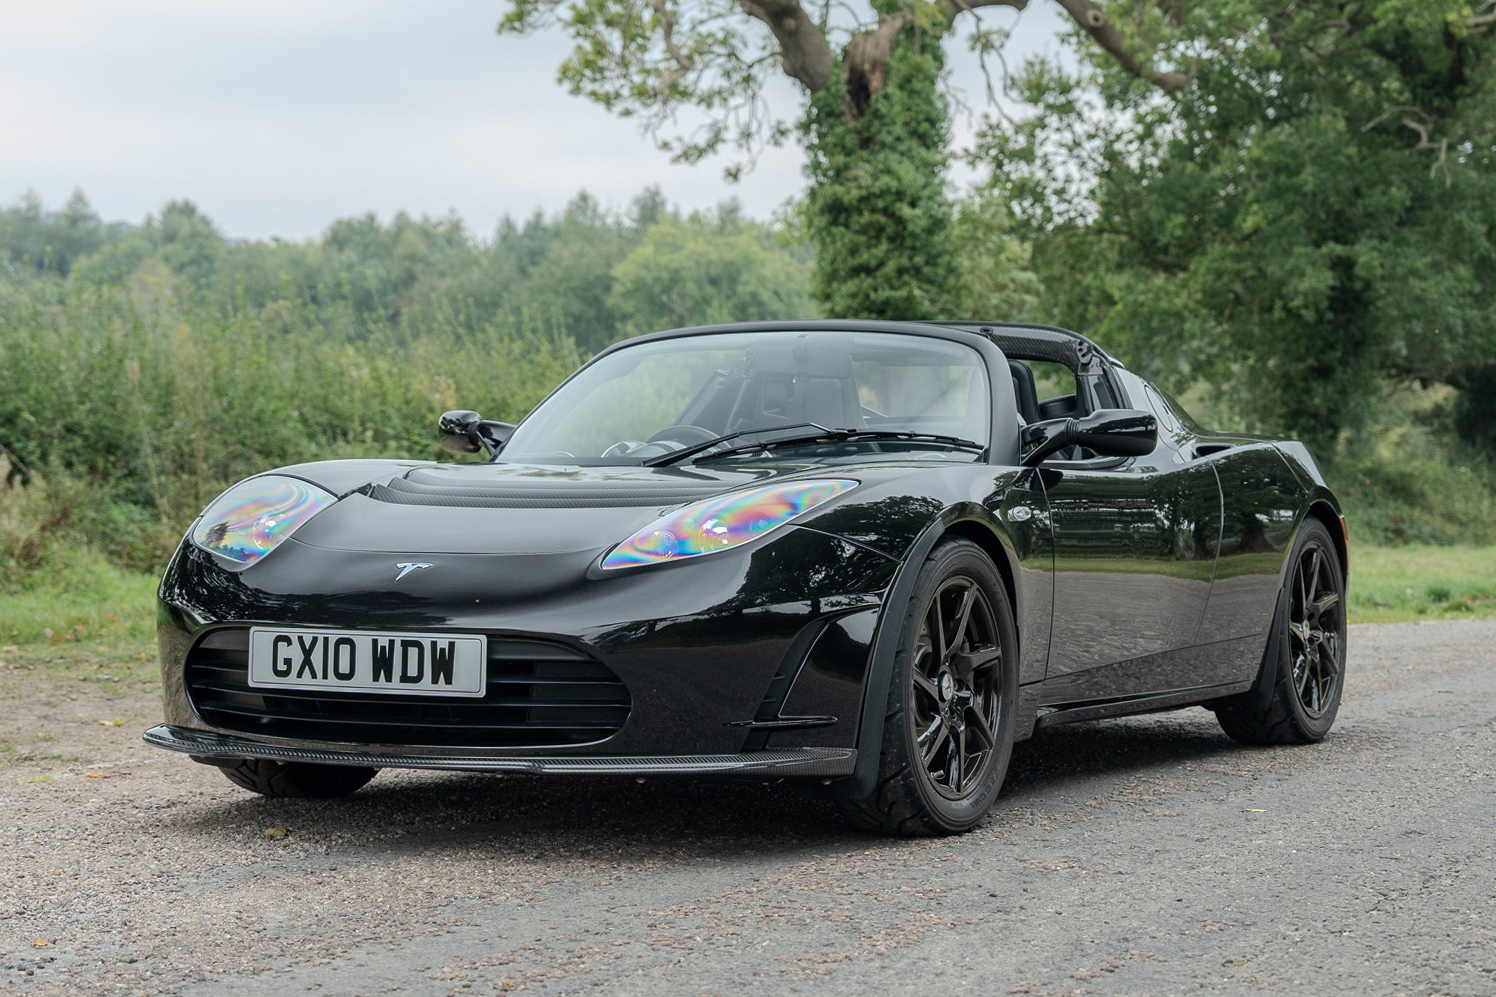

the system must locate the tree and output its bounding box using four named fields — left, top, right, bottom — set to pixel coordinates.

left=495, top=0, right=1185, bottom=319
left=610, top=204, right=813, bottom=332
left=975, top=0, right=1496, bottom=452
